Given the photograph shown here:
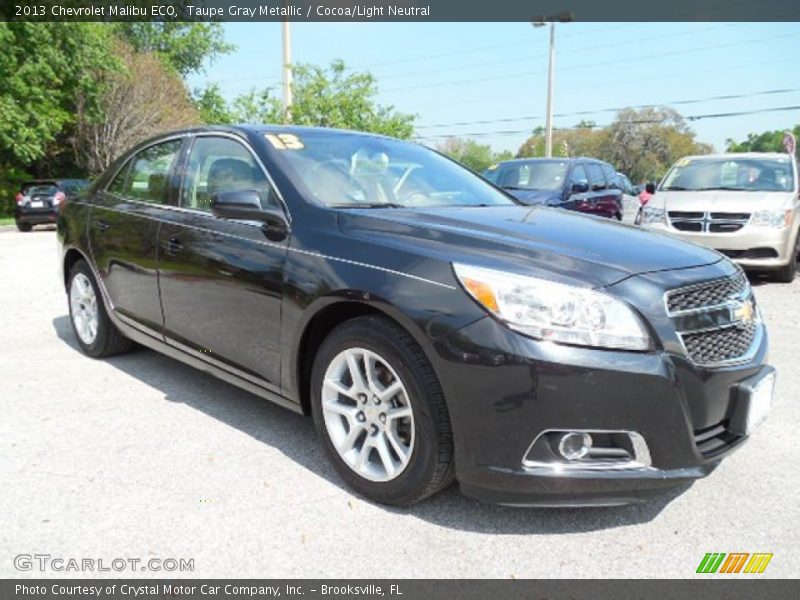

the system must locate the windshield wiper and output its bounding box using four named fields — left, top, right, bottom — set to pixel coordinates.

left=328, top=202, right=403, bottom=209
left=661, top=186, right=688, bottom=191
left=502, top=185, right=532, bottom=191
